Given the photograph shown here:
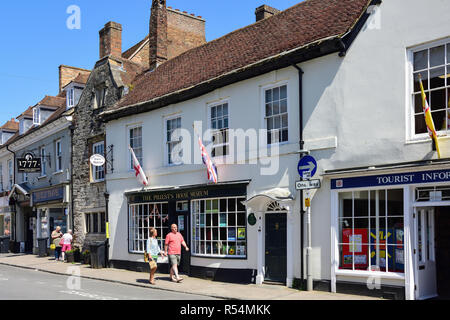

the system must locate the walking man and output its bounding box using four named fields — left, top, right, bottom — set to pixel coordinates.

left=164, top=224, right=189, bottom=283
